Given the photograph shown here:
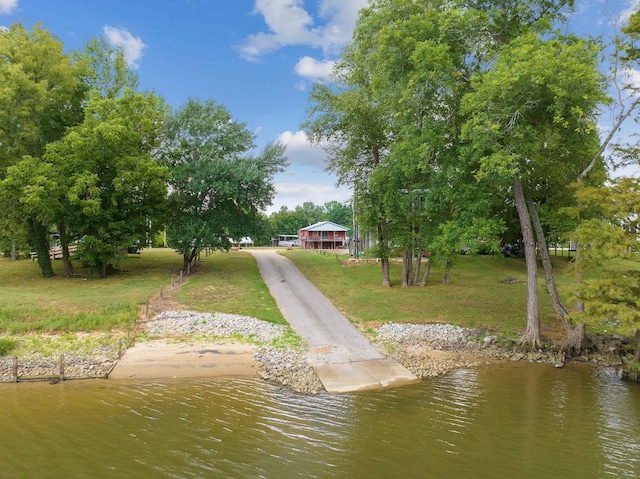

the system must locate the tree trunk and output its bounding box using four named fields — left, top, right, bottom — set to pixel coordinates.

left=58, top=222, right=74, bottom=278
left=527, top=197, right=586, bottom=354
left=413, top=252, right=421, bottom=285
left=378, top=221, right=391, bottom=287
left=635, top=330, right=640, bottom=363
left=513, top=179, right=542, bottom=349
left=27, top=217, right=54, bottom=278
left=381, top=258, right=390, bottom=287
left=526, top=196, right=569, bottom=325
left=442, top=259, right=452, bottom=285
left=11, top=241, right=17, bottom=261
left=419, top=258, right=431, bottom=286
left=402, top=249, right=410, bottom=287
